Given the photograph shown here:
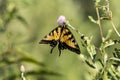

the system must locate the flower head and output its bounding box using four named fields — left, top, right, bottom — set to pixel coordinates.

left=57, top=15, right=66, bottom=25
